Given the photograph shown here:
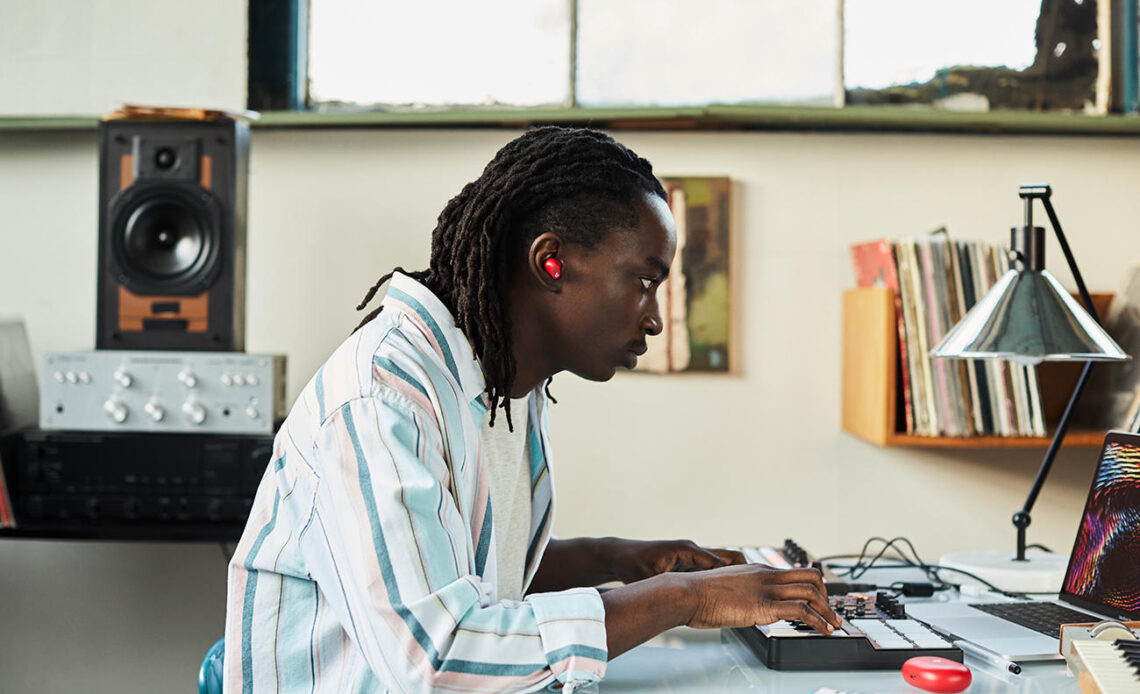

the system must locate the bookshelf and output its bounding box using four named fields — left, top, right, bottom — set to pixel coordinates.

left=841, top=287, right=1112, bottom=448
